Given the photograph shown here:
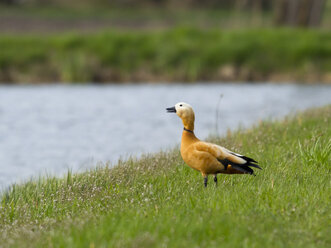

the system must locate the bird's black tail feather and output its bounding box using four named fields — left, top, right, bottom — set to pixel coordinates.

left=231, top=164, right=255, bottom=175
left=218, top=158, right=262, bottom=175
